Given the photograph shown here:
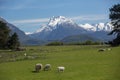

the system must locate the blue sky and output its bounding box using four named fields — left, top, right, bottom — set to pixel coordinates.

left=0, top=0, right=119, bottom=33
